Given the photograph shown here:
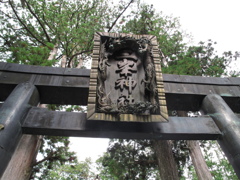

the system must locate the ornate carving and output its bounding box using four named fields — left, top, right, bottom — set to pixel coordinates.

left=96, top=35, right=158, bottom=115
left=87, top=32, right=168, bottom=122
left=142, top=46, right=158, bottom=113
